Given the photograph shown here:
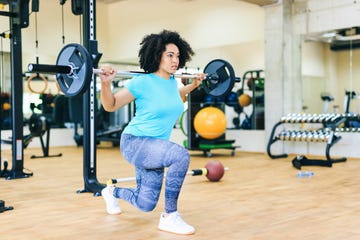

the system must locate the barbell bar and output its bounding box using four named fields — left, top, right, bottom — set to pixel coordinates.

left=107, top=165, right=229, bottom=185
left=28, top=63, right=221, bottom=82
left=27, top=43, right=240, bottom=97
